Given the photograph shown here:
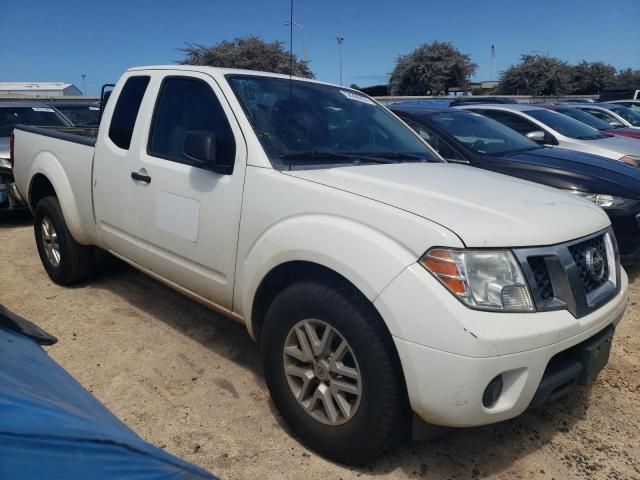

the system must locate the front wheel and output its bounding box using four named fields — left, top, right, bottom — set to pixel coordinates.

left=34, top=196, right=95, bottom=285
left=262, top=279, right=409, bottom=465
